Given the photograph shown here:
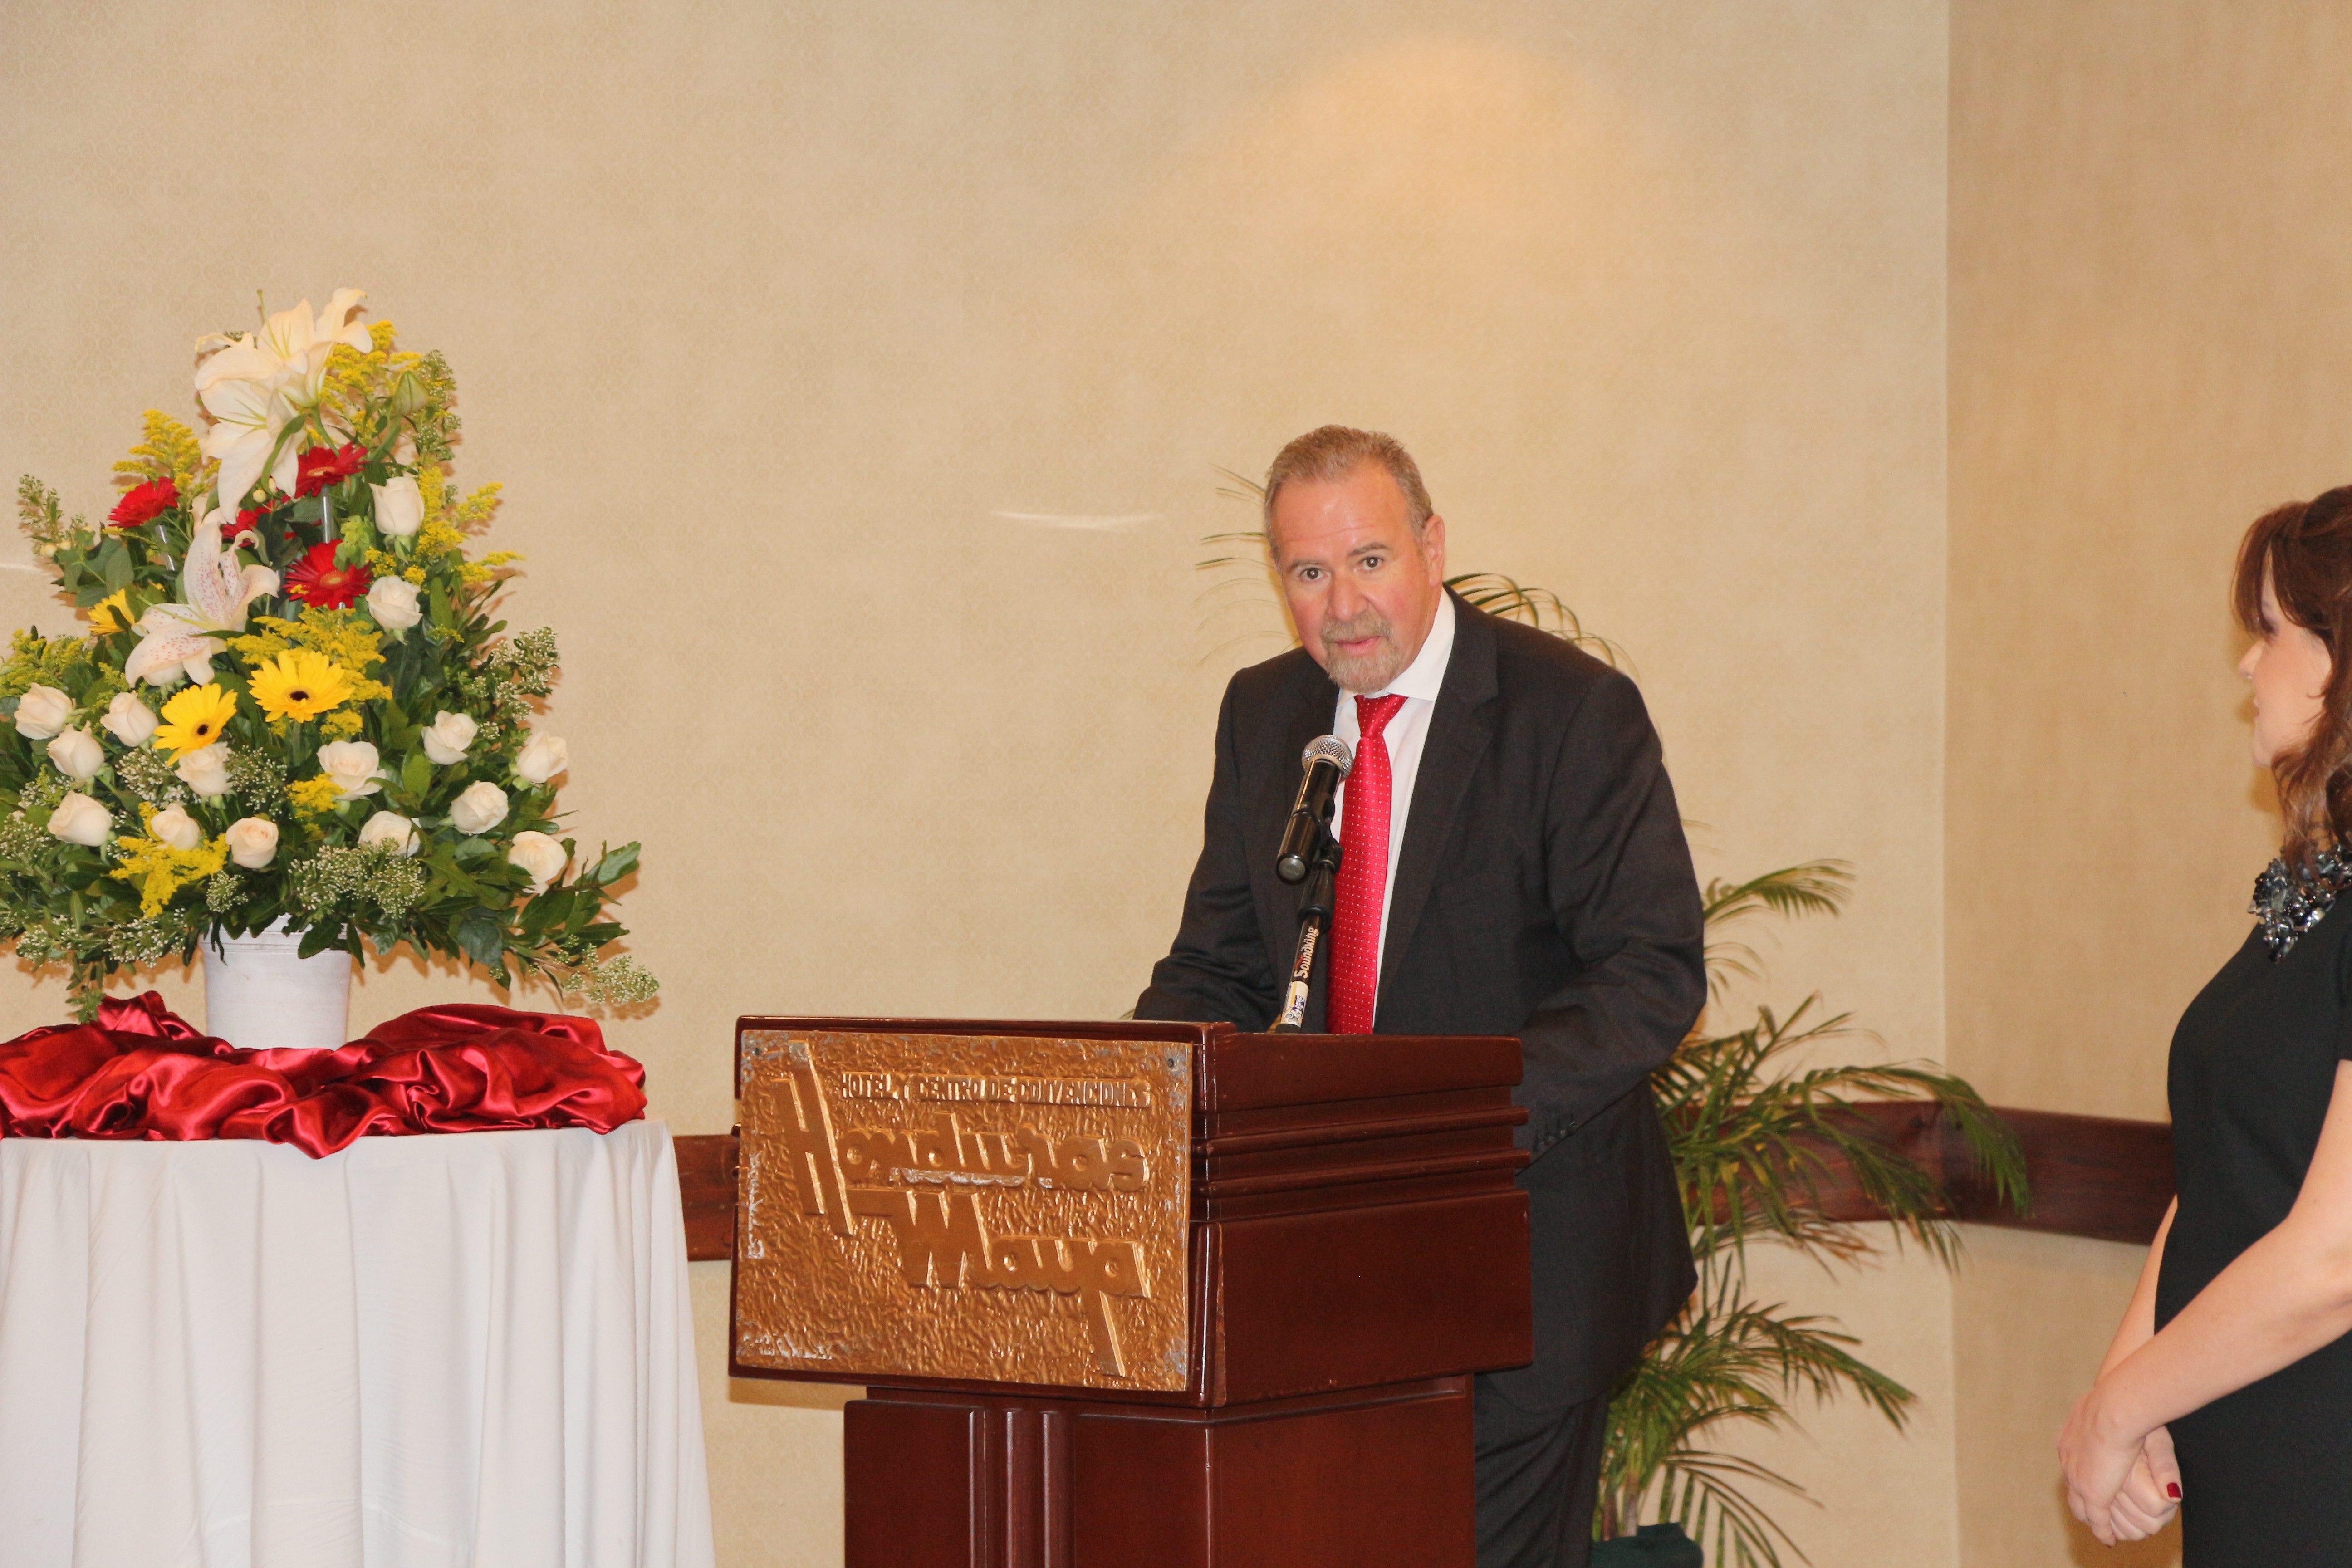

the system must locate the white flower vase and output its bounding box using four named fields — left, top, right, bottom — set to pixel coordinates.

left=202, top=919, right=353, bottom=1053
